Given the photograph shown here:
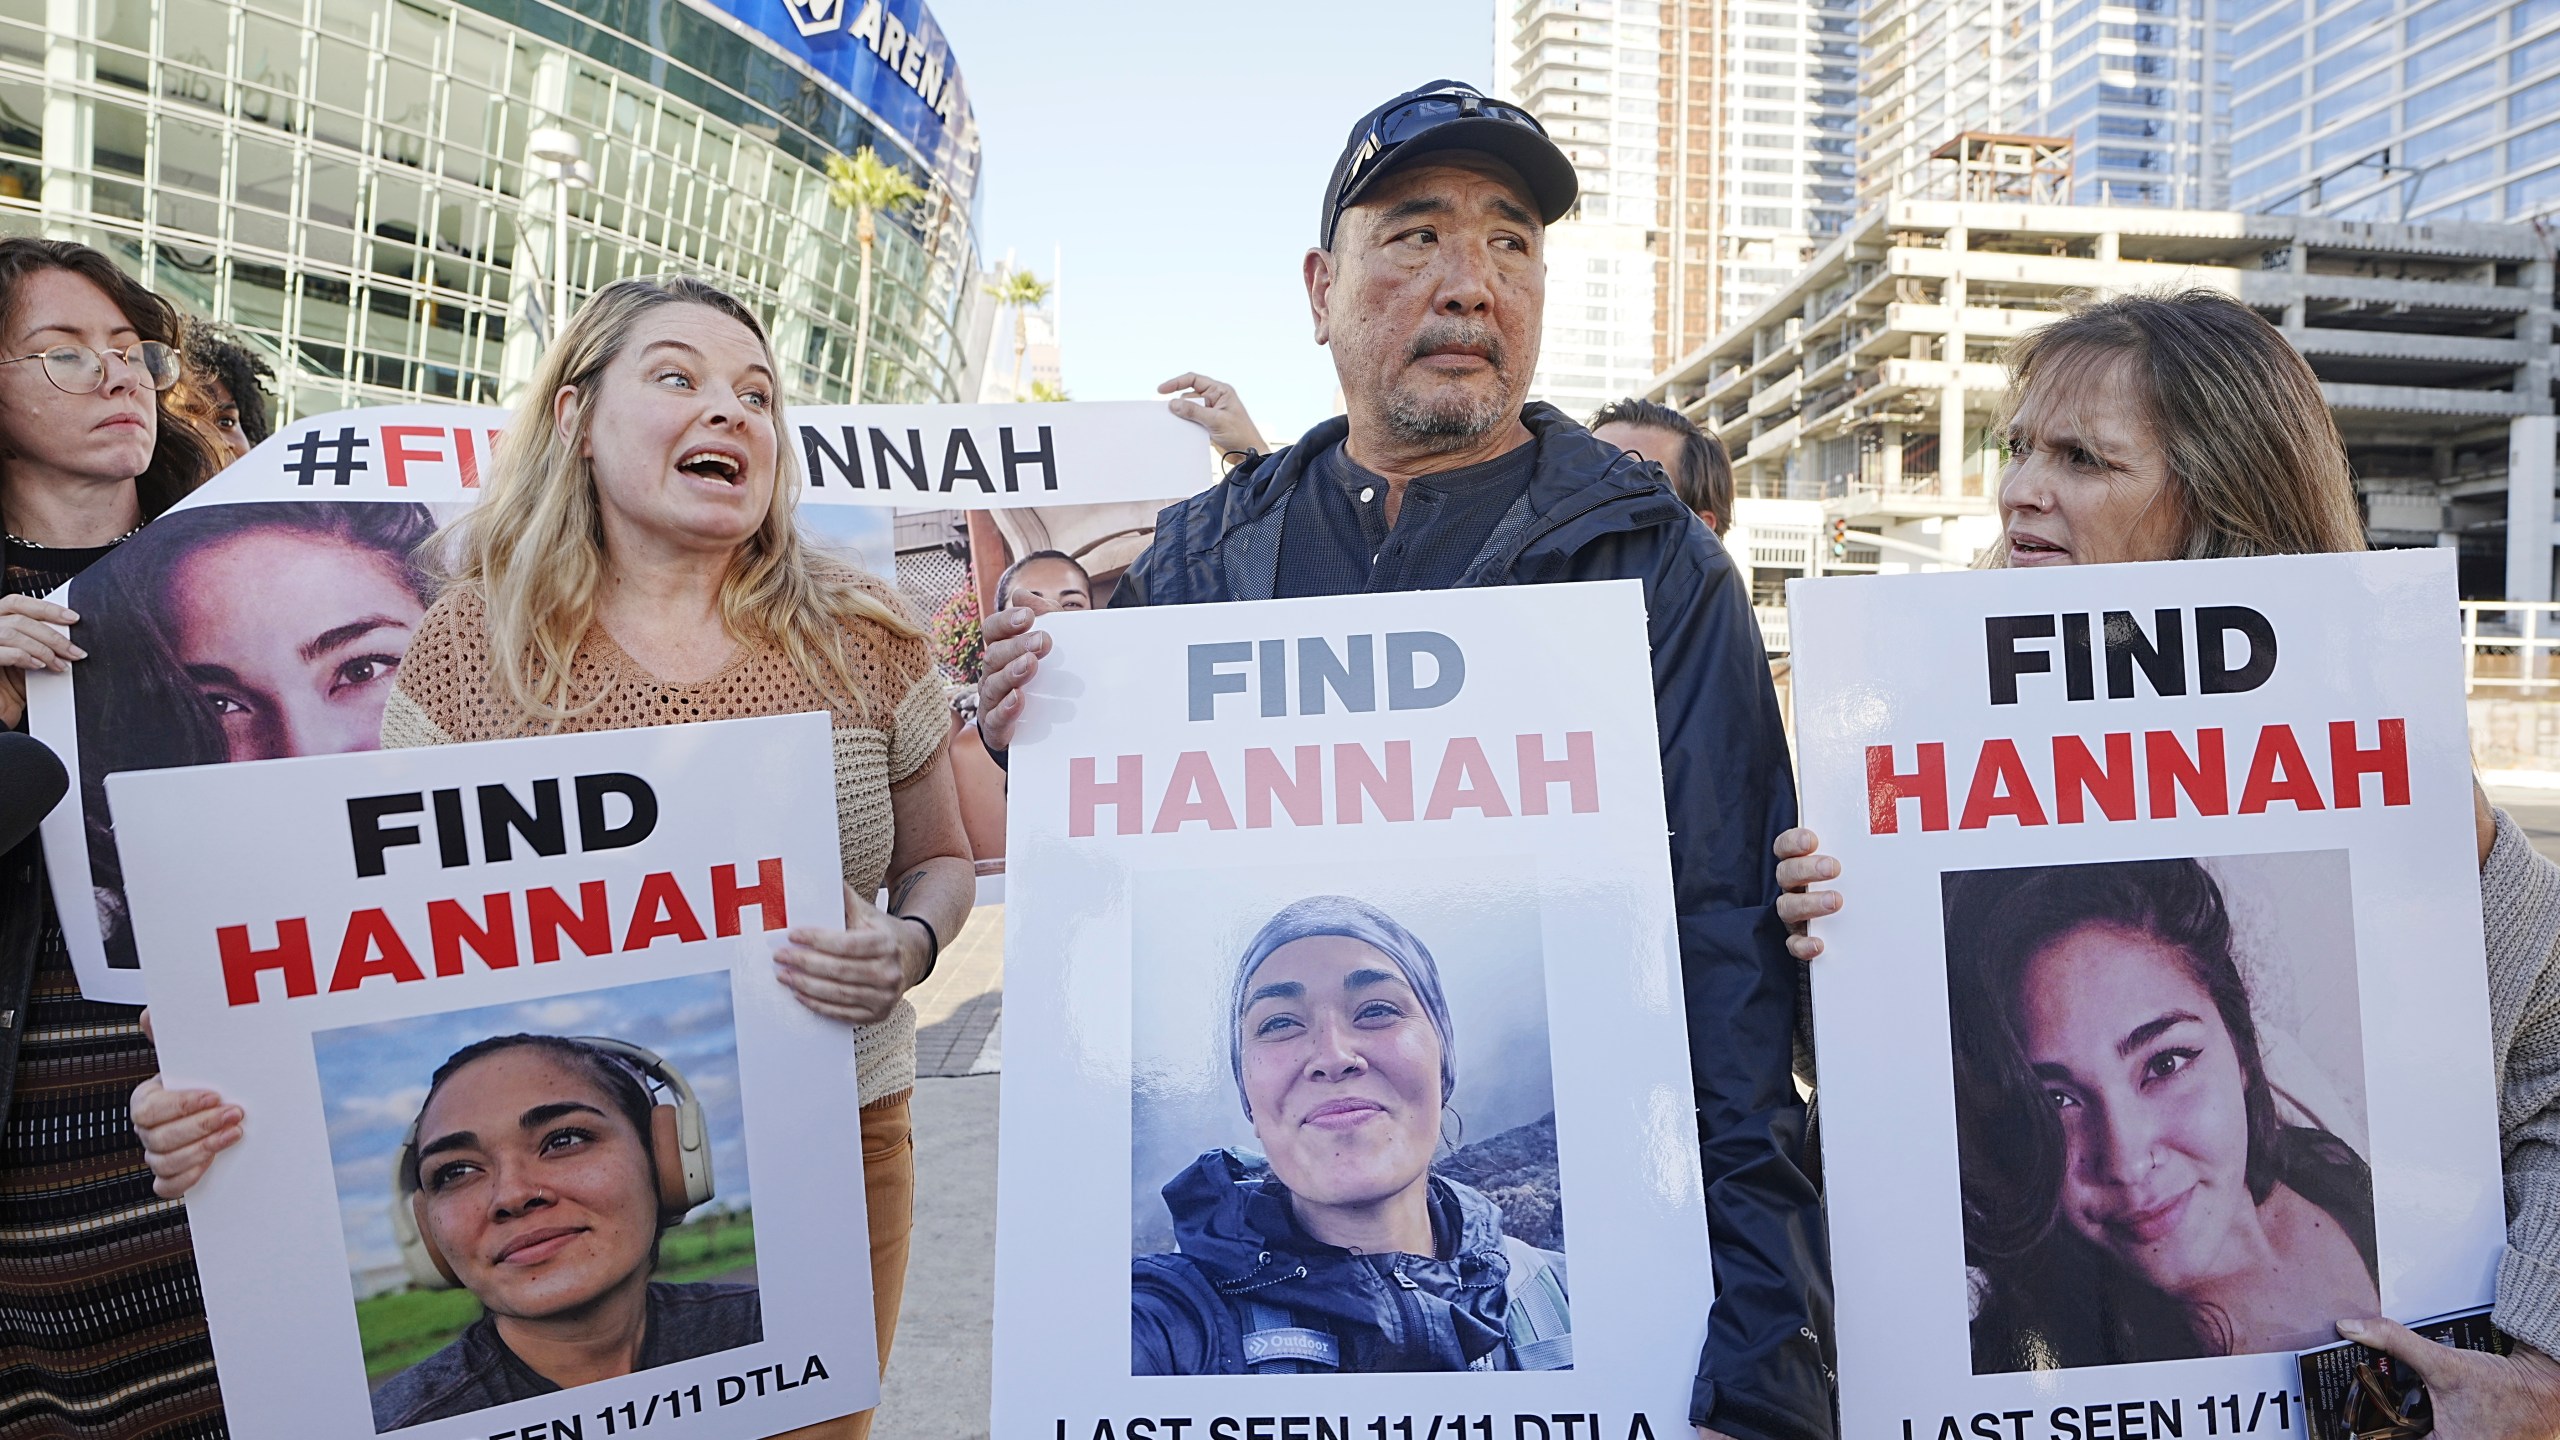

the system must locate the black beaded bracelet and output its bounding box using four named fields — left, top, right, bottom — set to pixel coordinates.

left=899, top=913, right=940, bottom=986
